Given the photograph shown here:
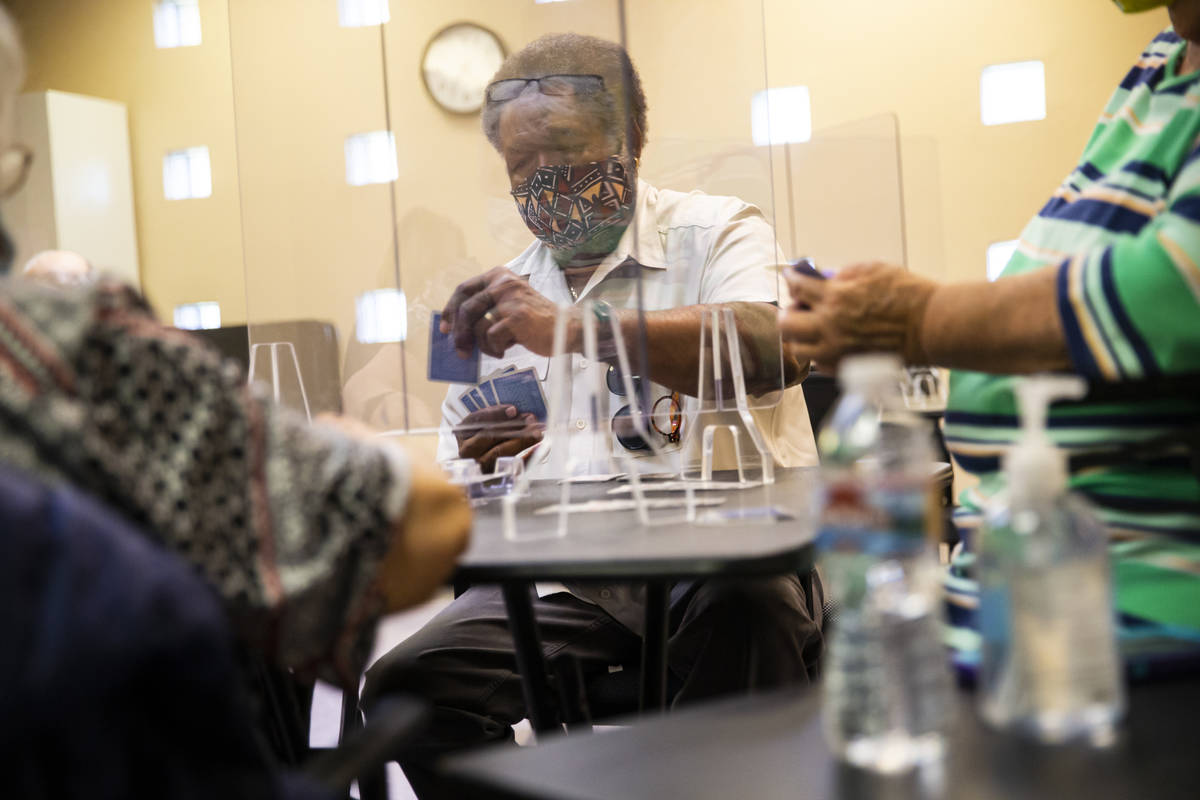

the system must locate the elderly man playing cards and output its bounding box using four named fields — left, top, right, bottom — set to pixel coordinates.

left=431, top=33, right=817, bottom=479
left=364, top=33, right=825, bottom=800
